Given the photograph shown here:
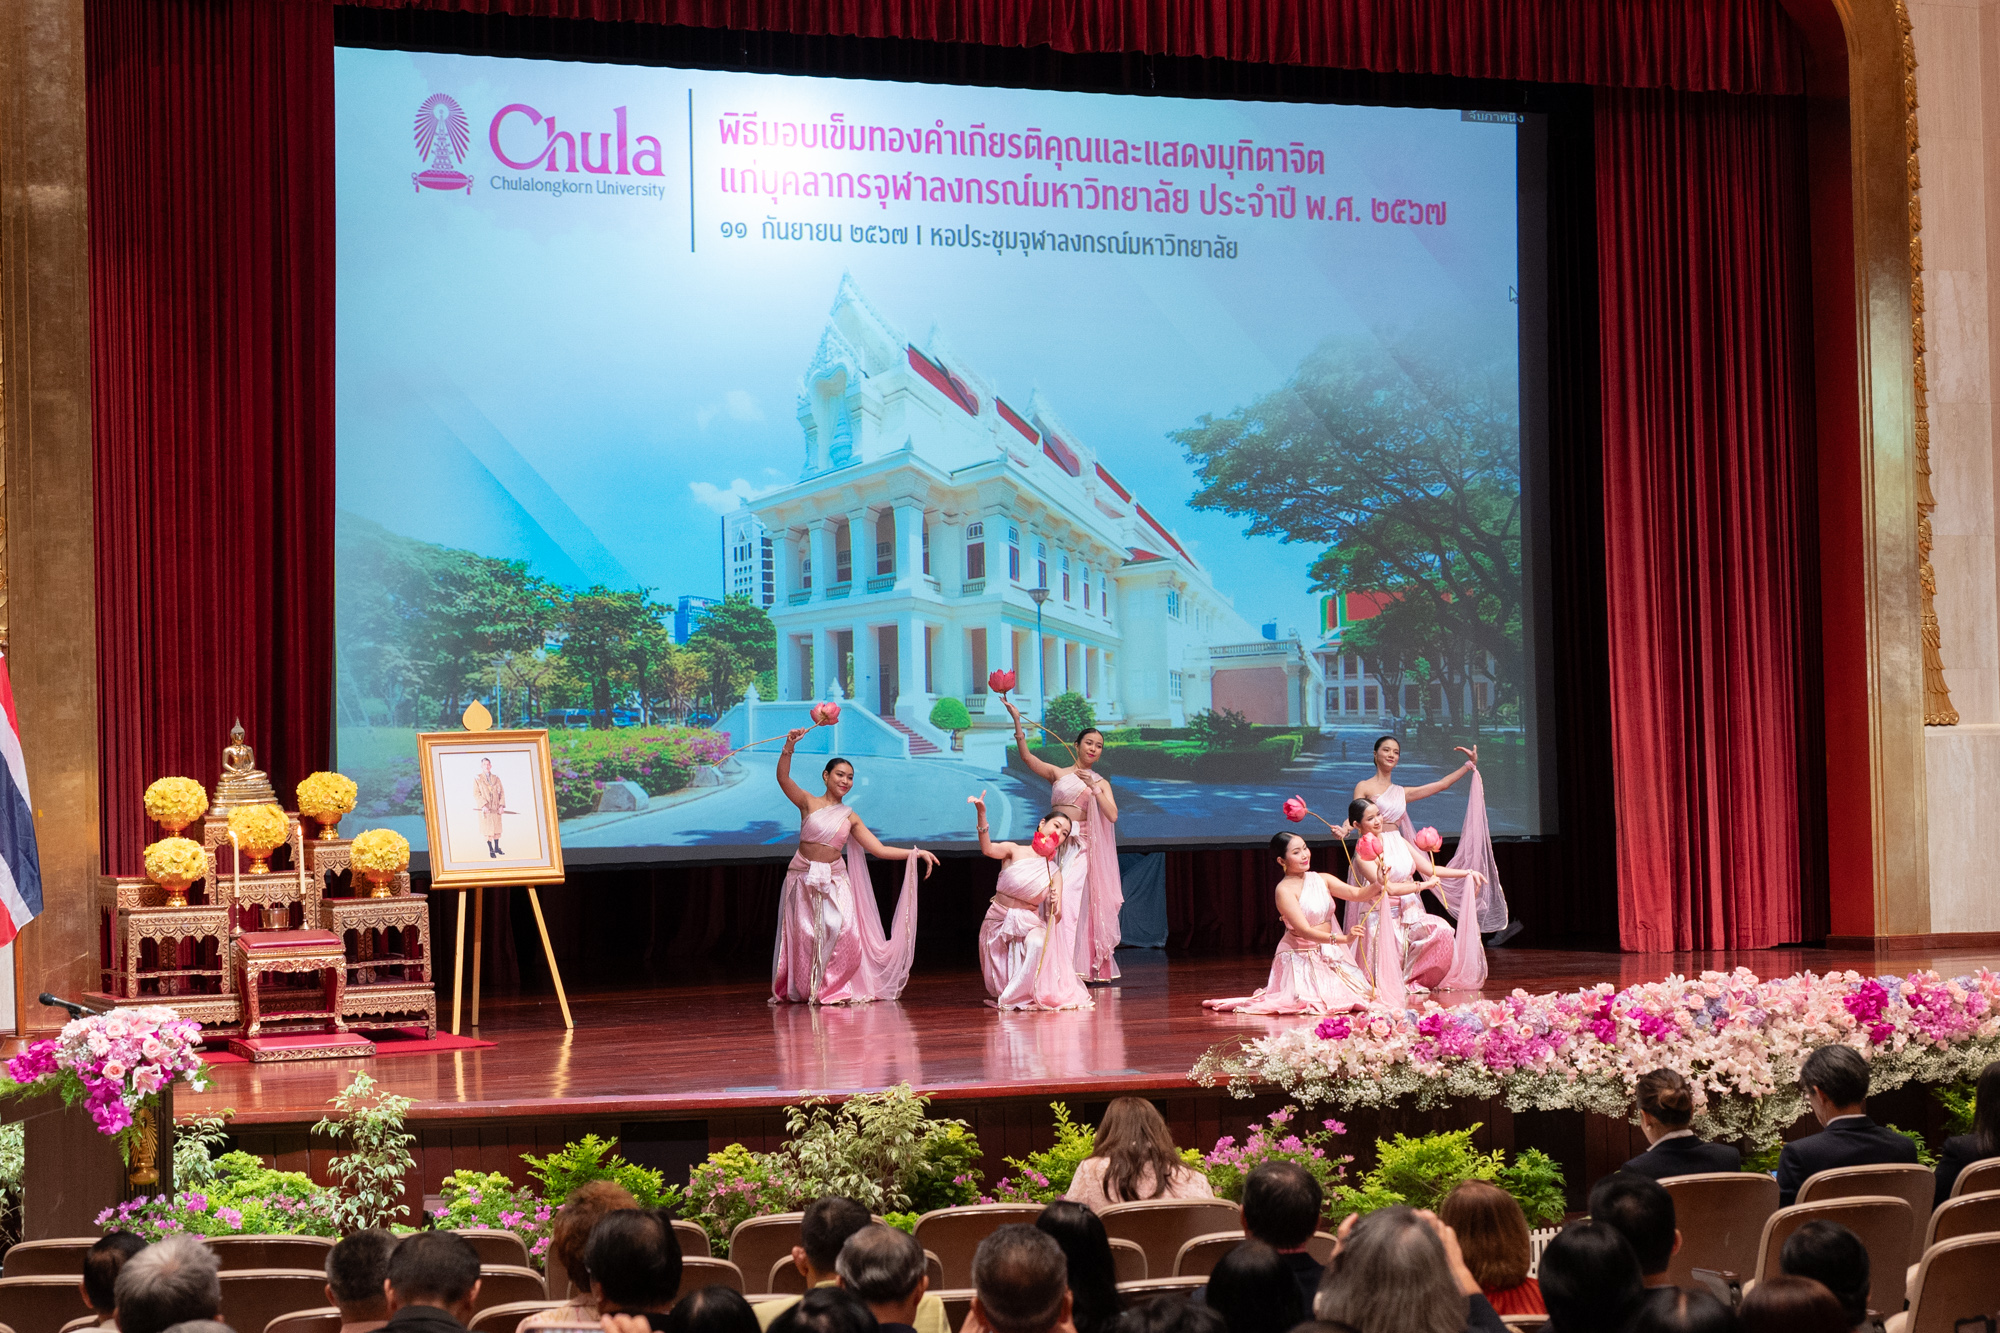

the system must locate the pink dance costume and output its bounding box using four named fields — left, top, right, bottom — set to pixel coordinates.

left=978, top=849, right=1093, bottom=1011
left=771, top=802, right=920, bottom=1006
left=1351, top=781, right=1493, bottom=1003
left=1203, top=872, right=1371, bottom=1014
left=1051, top=770, right=1123, bottom=981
